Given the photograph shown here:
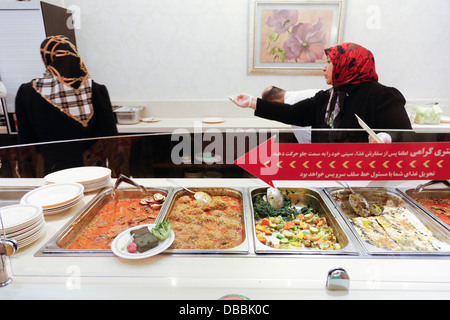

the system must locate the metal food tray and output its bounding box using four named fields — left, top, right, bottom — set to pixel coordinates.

left=0, top=187, right=36, bottom=208
left=160, top=187, right=250, bottom=255
left=397, top=186, right=450, bottom=233
left=35, top=187, right=173, bottom=257
left=248, top=187, right=360, bottom=255
left=324, top=187, right=450, bottom=256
